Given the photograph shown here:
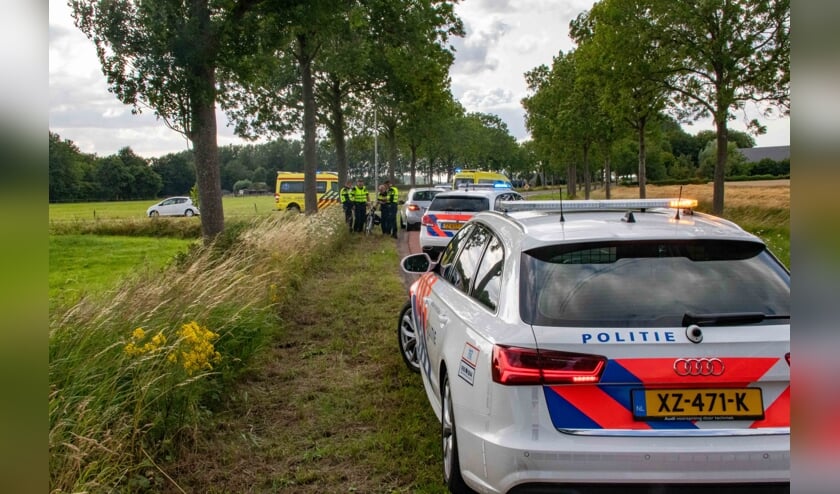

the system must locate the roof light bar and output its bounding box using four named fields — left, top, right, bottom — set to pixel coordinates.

left=500, top=198, right=697, bottom=212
